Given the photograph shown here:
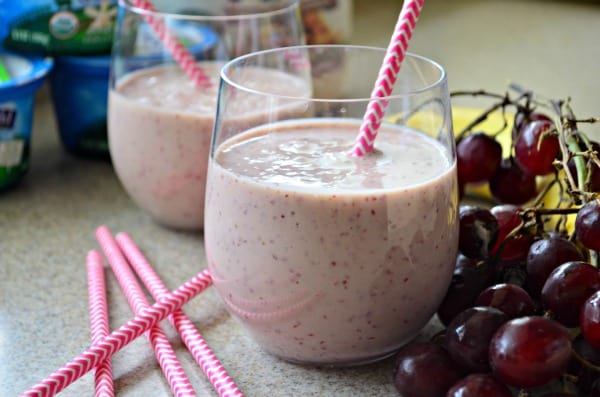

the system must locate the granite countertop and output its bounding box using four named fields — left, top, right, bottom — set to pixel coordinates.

left=2, top=1, right=599, bottom=396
